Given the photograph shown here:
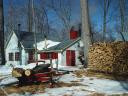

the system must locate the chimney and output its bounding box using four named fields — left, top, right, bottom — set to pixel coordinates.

left=18, top=24, right=21, bottom=32
left=70, top=26, right=78, bottom=40
left=44, top=35, right=47, bottom=49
